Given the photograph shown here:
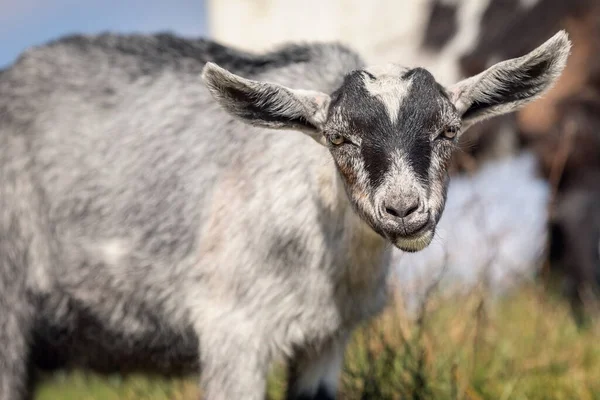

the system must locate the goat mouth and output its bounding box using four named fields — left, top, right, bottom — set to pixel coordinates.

left=391, top=228, right=434, bottom=253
